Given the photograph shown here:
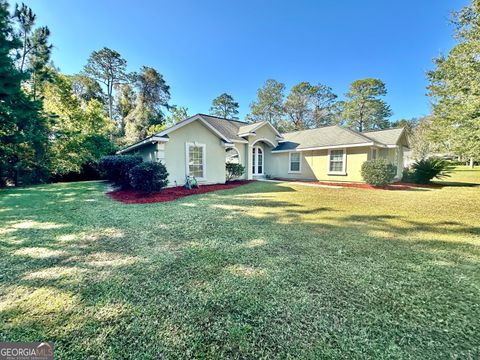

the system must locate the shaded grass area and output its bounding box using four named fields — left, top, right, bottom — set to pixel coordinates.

left=0, top=174, right=479, bottom=359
